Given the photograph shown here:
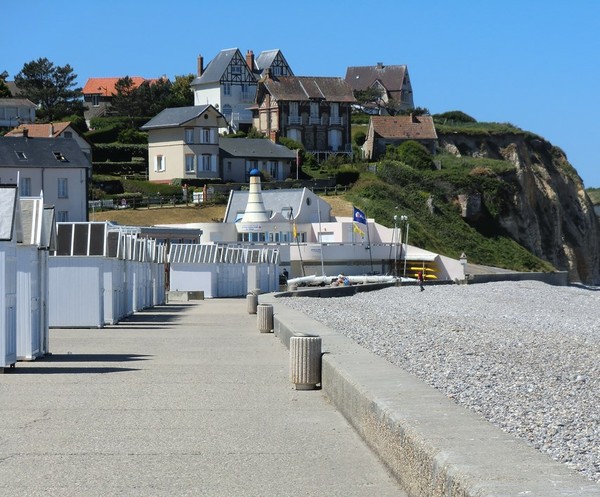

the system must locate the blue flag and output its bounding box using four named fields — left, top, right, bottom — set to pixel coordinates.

left=353, top=206, right=366, bottom=225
